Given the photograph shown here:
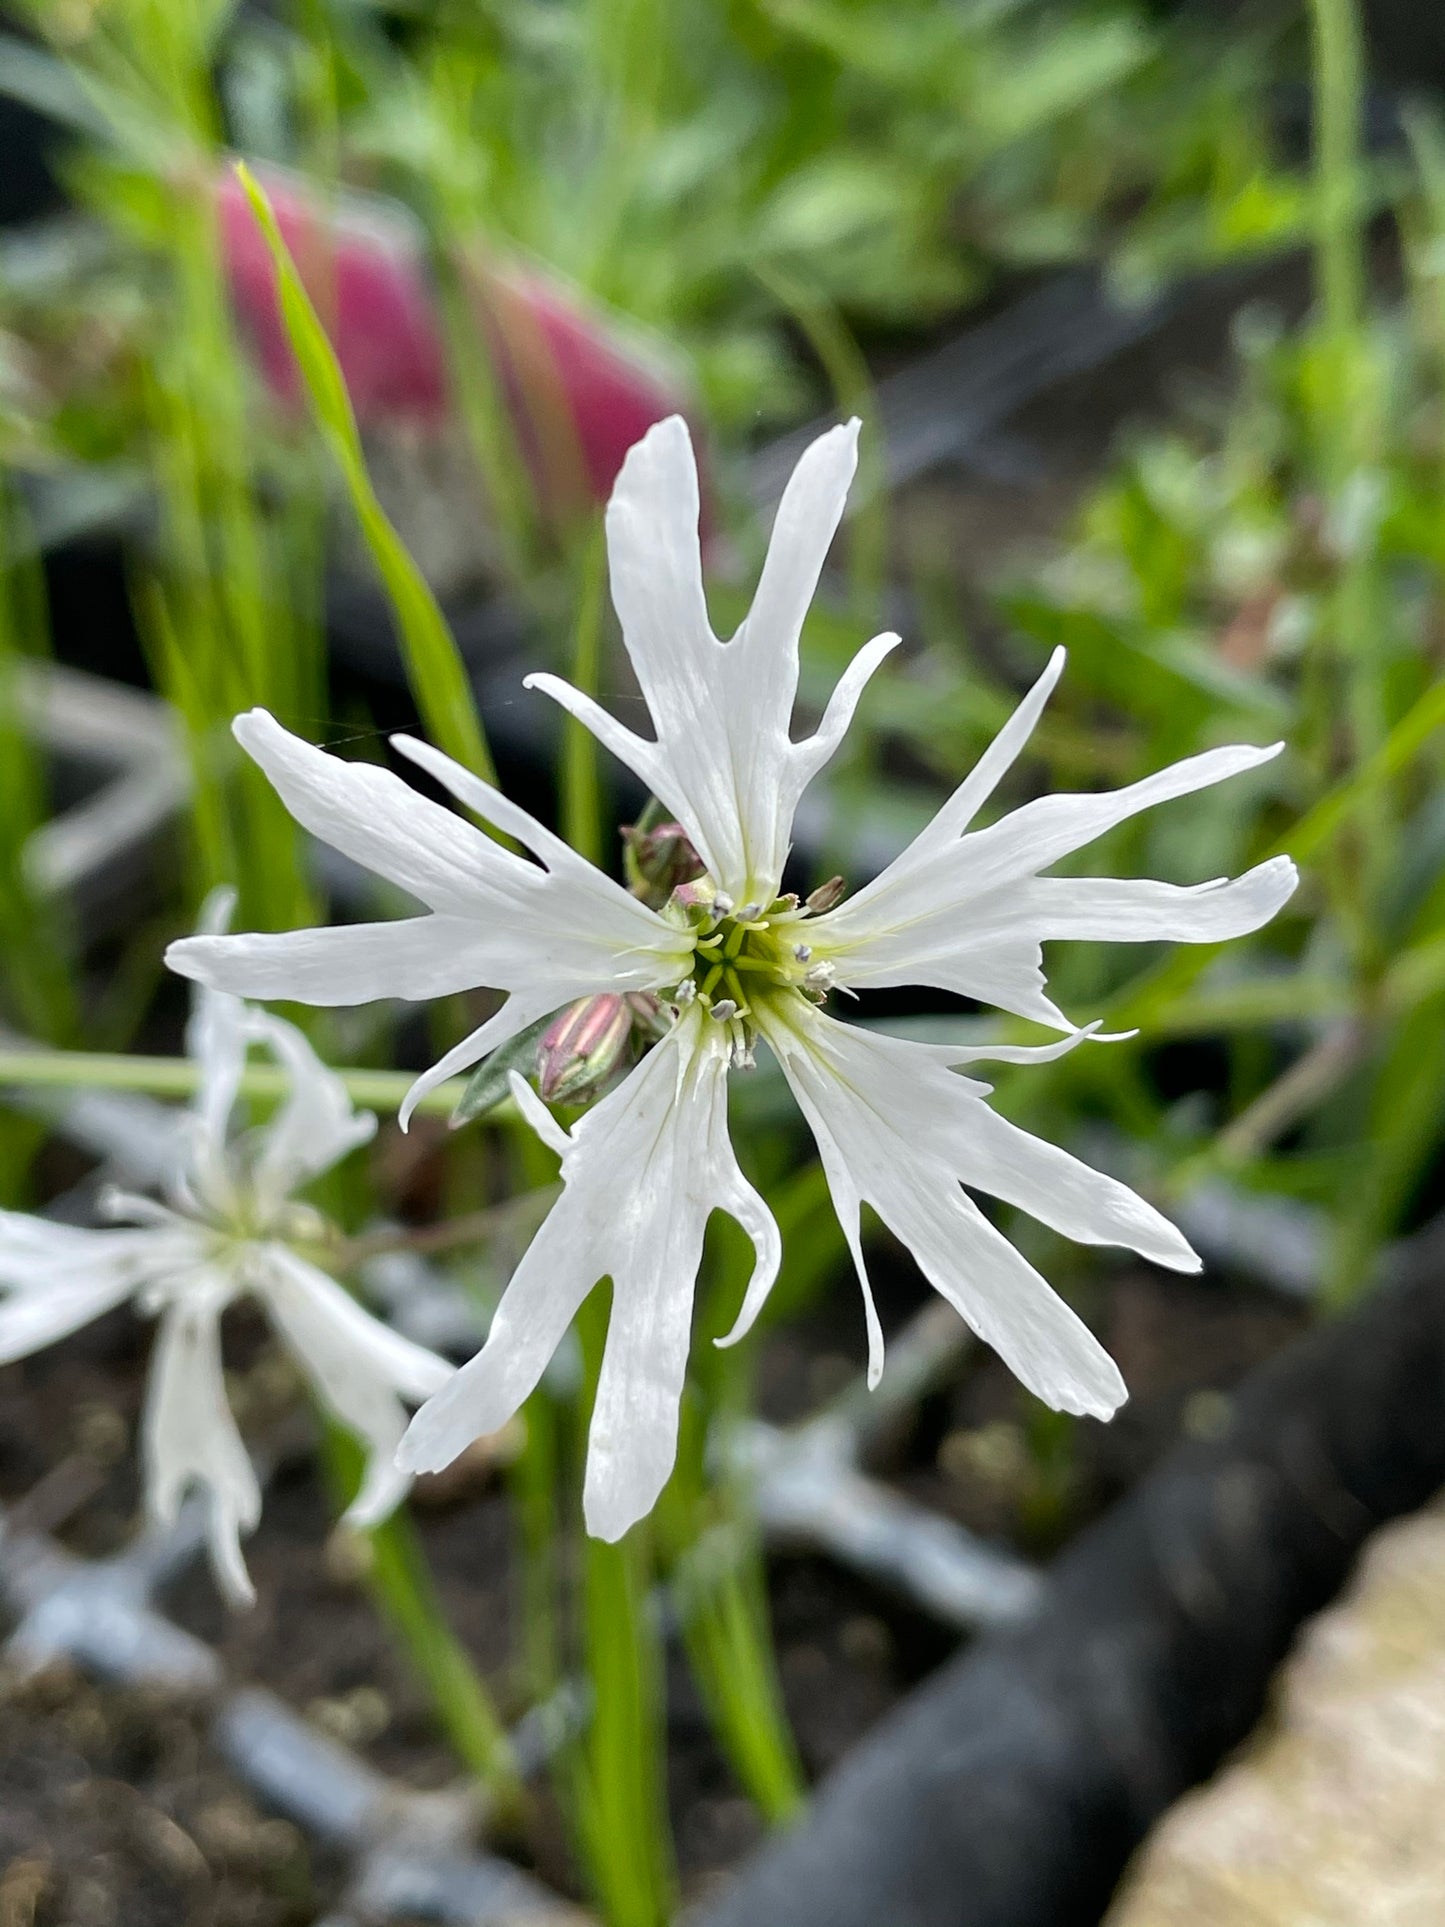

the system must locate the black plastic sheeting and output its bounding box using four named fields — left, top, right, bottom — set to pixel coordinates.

left=694, top=1221, right=1445, bottom=1927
